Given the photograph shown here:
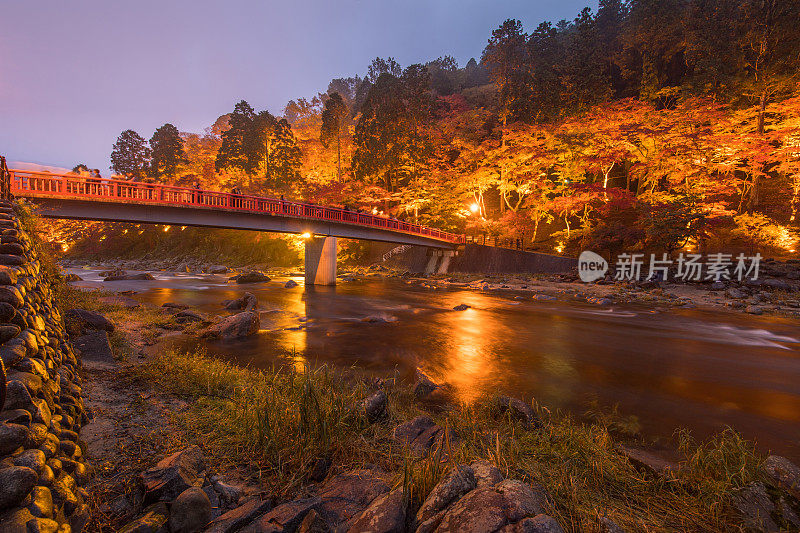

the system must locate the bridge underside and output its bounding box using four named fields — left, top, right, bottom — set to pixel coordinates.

left=28, top=197, right=457, bottom=285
